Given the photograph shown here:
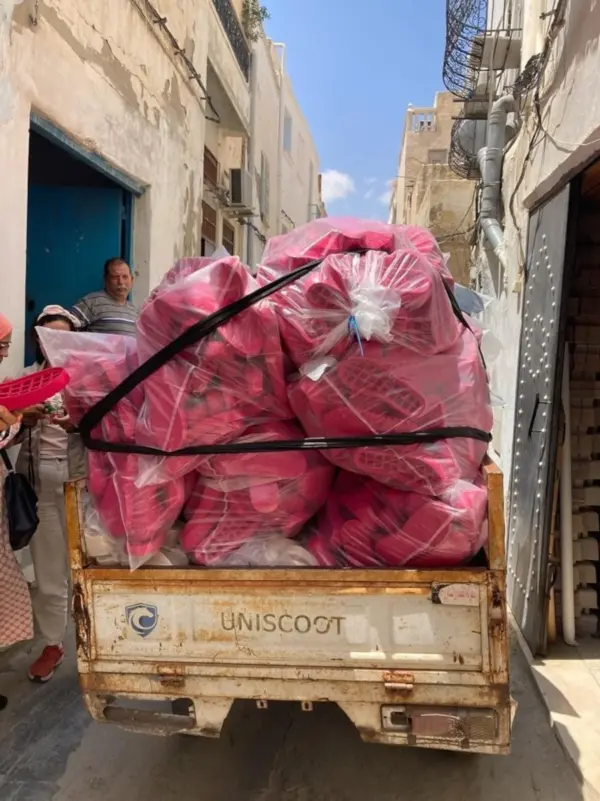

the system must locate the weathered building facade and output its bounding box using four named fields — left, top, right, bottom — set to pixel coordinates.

left=388, top=92, right=476, bottom=285
left=0, top=0, right=253, bottom=372
left=0, top=0, right=322, bottom=371
left=442, top=0, right=600, bottom=776
left=245, top=36, right=323, bottom=268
